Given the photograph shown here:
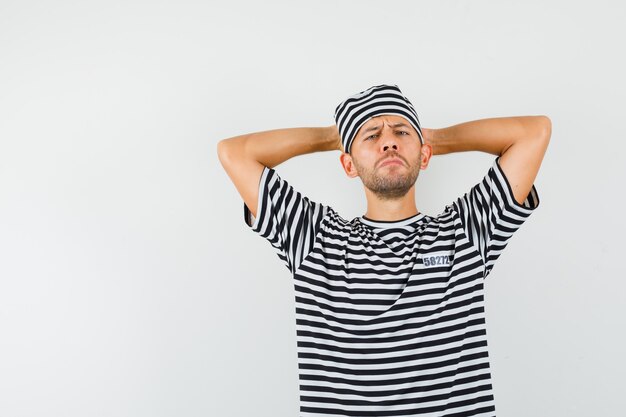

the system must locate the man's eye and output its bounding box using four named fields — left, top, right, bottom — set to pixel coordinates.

left=366, top=134, right=377, bottom=140
left=398, top=131, right=409, bottom=135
